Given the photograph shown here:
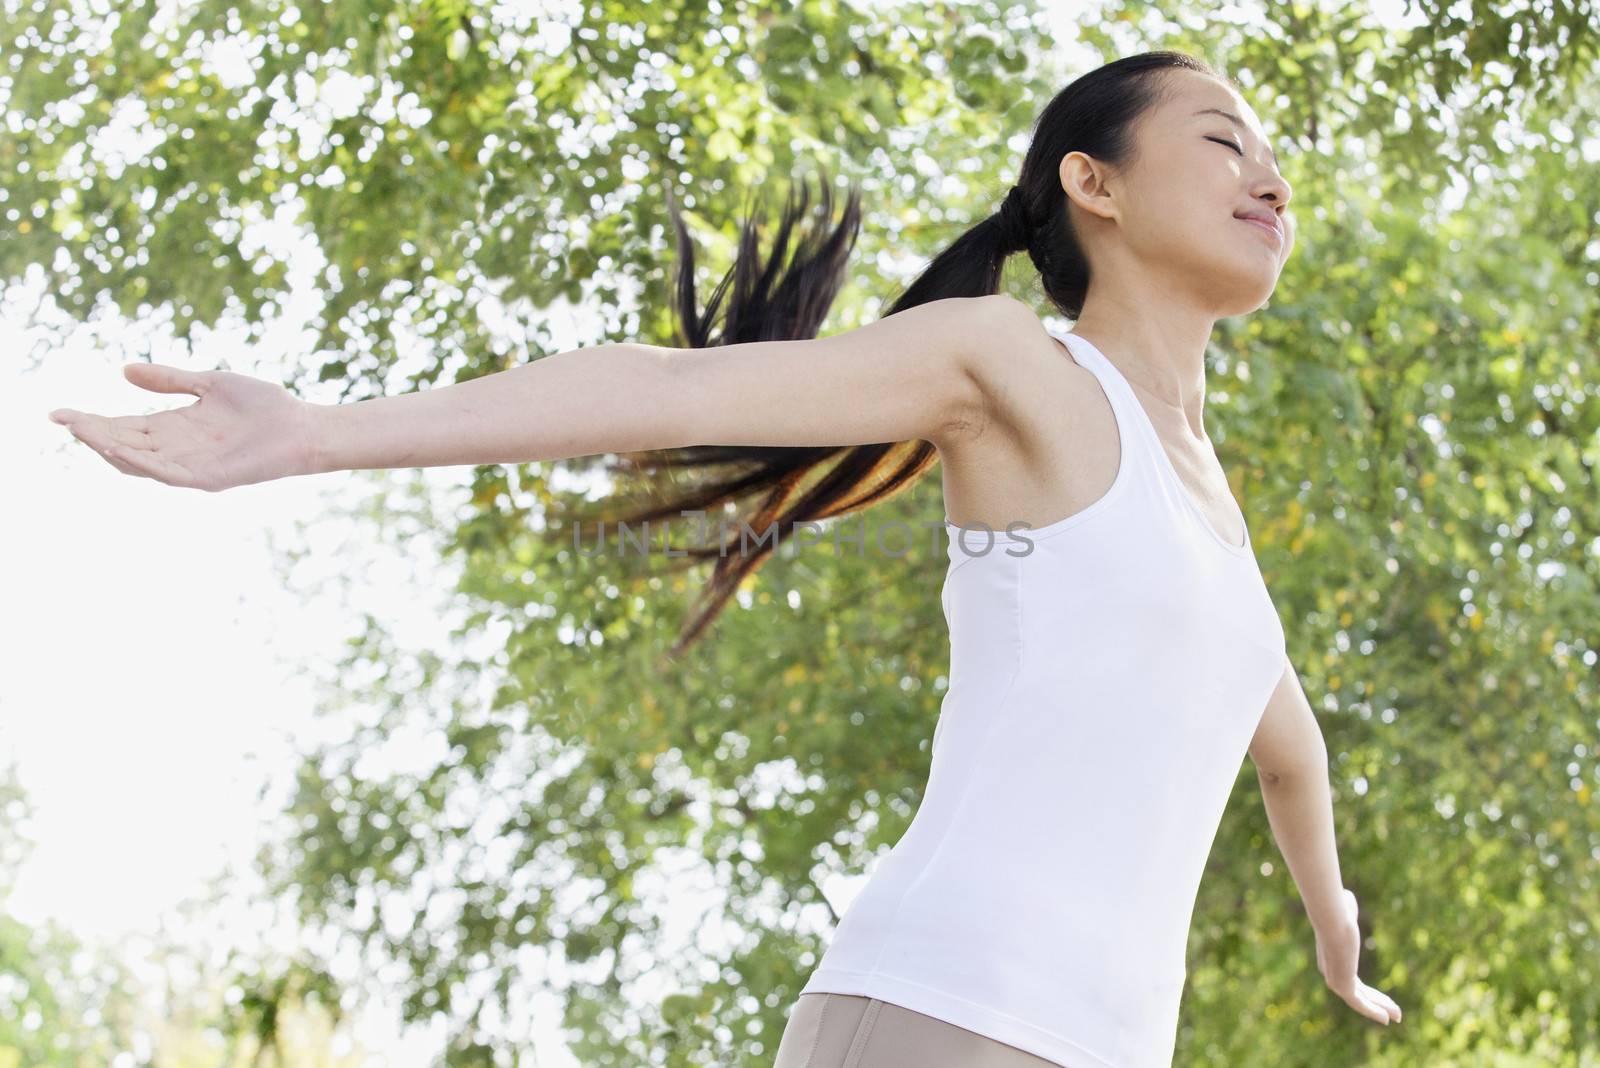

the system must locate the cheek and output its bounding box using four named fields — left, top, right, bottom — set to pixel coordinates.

left=1125, top=170, right=1241, bottom=256
left=1173, top=183, right=1235, bottom=241
left=1129, top=165, right=1207, bottom=218
left=1165, top=163, right=1233, bottom=217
